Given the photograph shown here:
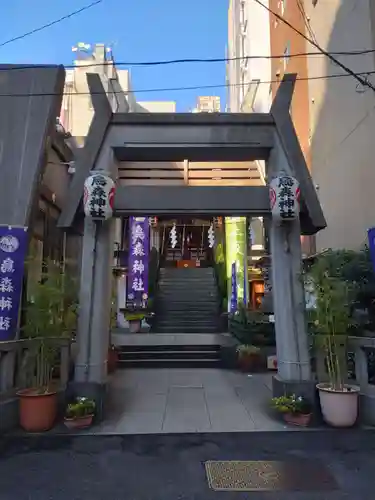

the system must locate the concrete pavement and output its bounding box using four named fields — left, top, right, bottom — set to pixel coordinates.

left=1, top=431, right=375, bottom=499
left=96, top=369, right=289, bottom=434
